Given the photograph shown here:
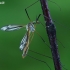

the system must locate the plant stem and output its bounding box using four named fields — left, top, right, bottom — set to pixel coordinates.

left=40, top=0, right=62, bottom=70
